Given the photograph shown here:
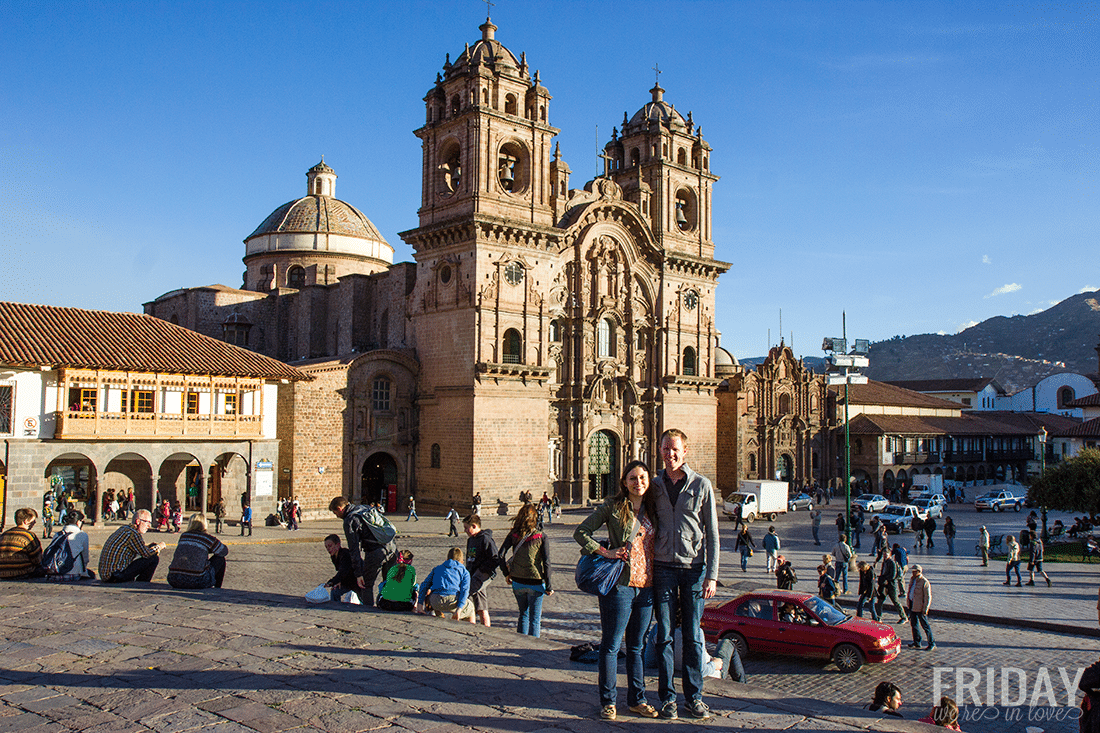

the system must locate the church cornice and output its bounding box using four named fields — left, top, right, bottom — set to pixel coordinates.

left=476, top=361, right=552, bottom=384
left=664, top=250, right=730, bottom=280
left=401, top=214, right=562, bottom=254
